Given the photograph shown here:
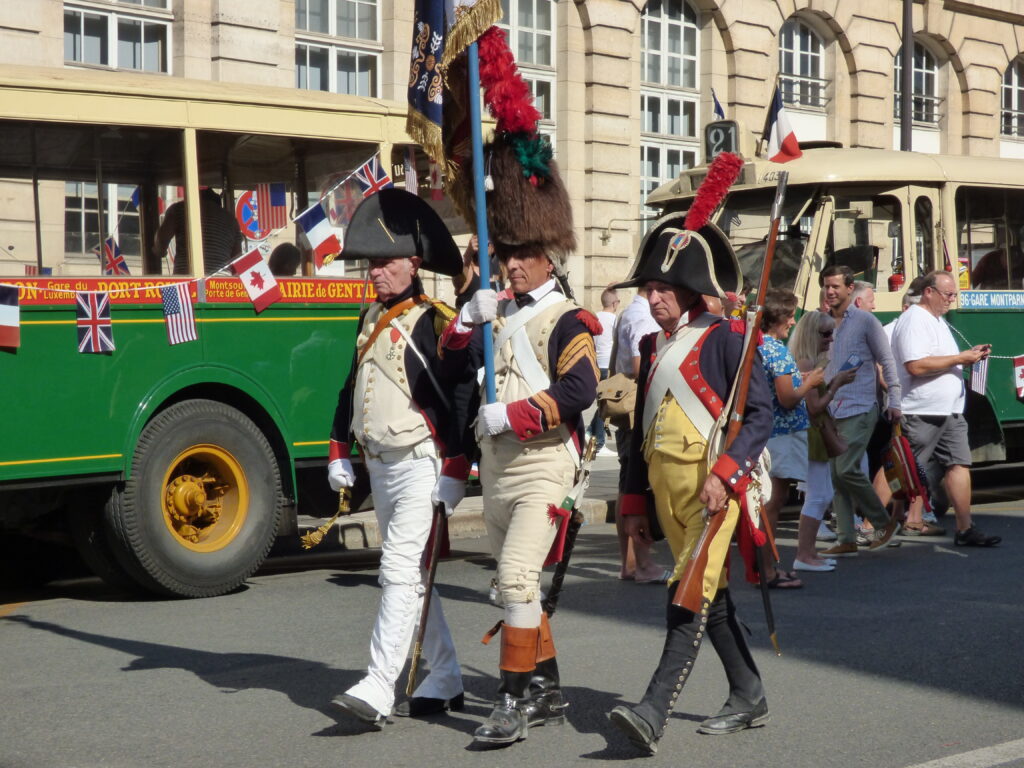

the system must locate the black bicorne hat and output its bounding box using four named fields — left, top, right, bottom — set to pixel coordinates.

left=339, top=188, right=462, bottom=276
left=614, top=220, right=742, bottom=299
